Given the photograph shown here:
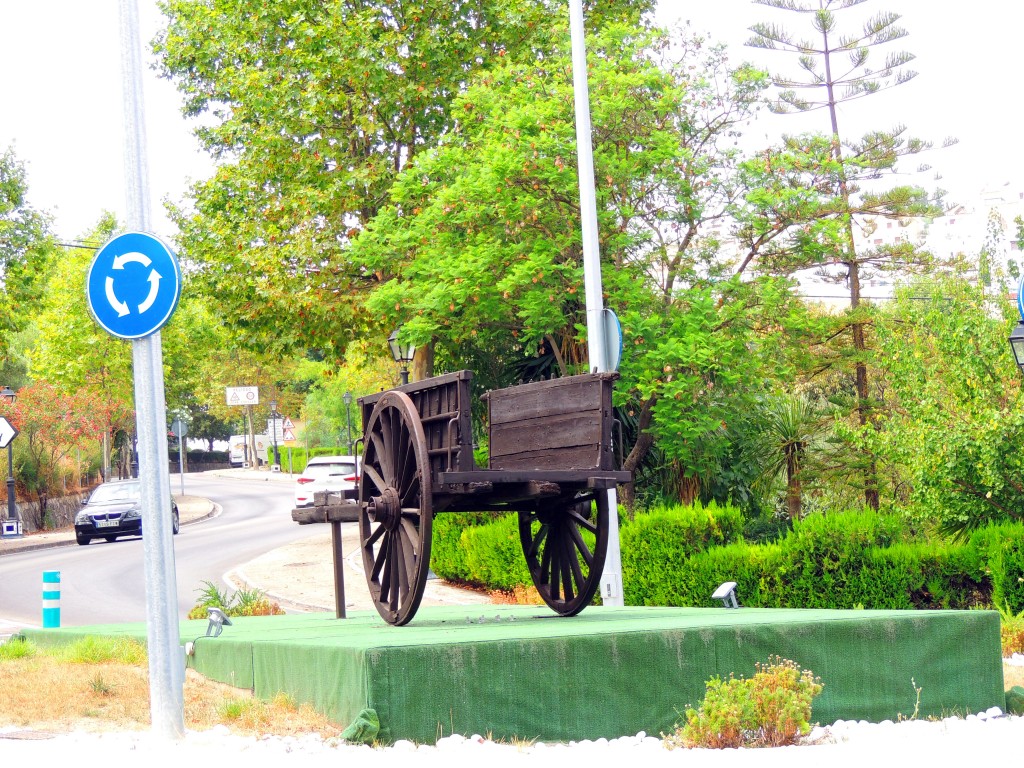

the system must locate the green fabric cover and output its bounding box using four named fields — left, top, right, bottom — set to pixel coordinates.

left=22, top=605, right=1004, bottom=744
